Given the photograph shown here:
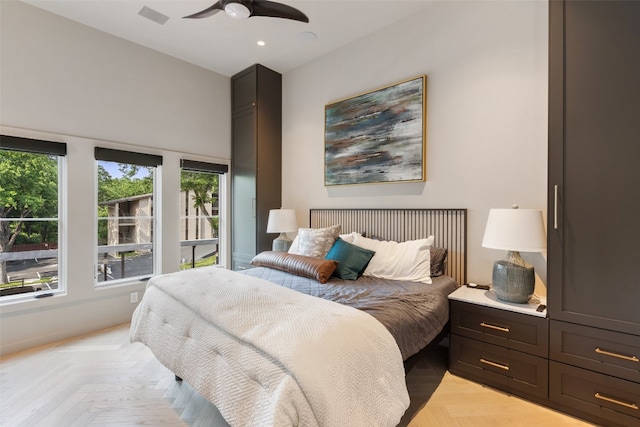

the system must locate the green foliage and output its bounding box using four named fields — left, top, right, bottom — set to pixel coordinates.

left=0, top=151, right=59, bottom=249
left=14, top=232, right=43, bottom=245
left=0, top=150, right=59, bottom=283
left=181, top=171, right=218, bottom=202
left=0, top=151, right=58, bottom=218
left=180, top=171, right=219, bottom=233
left=0, top=276, right=53, bottom=290
left=180, top=254, right=217, bottom=270
left=97, top=163, right=153, bottom=203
